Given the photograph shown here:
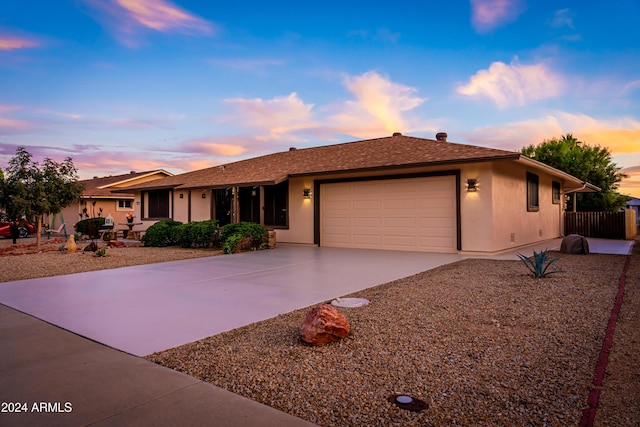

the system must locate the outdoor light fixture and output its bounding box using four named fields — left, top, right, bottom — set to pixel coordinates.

left=179, top=193, right=184, bottom=199
left=201, top=192, right=206, bottom=199
left=467, top=179, right=478, bottom=192
left=303, top=188, right=312, bottom=199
